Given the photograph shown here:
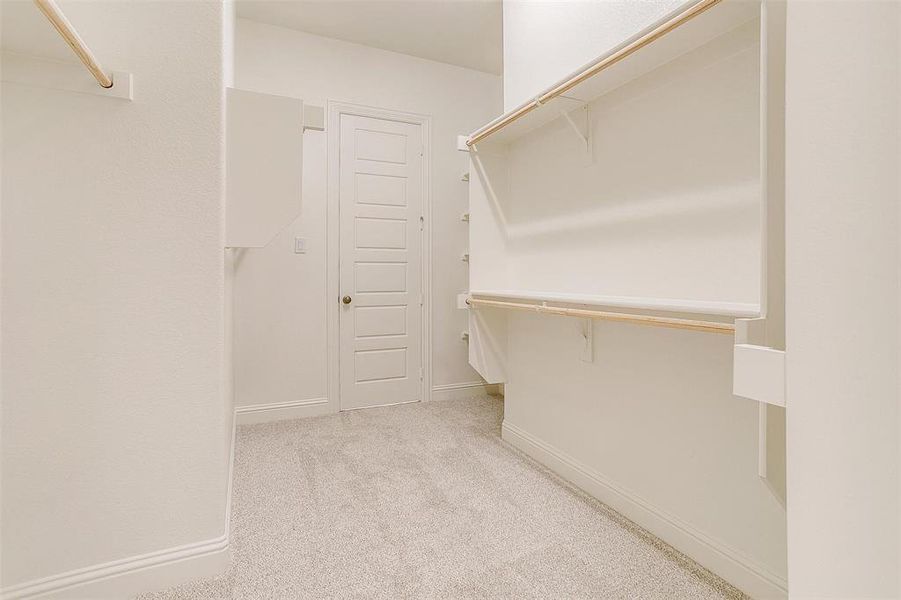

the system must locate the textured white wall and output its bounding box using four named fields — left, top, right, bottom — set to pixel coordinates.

left=504, top=312, right=787, bottom=587
left=784, top=2, right=900, bottom=597
left=232, top=20, right=502, bottom=412
left=499, top=18, right=761, bottom=305
left=1, top=0, right=229, bottom=590
left=502, top=0, right=687, bottom=110
left=497, top=3, right=787, bottom=597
